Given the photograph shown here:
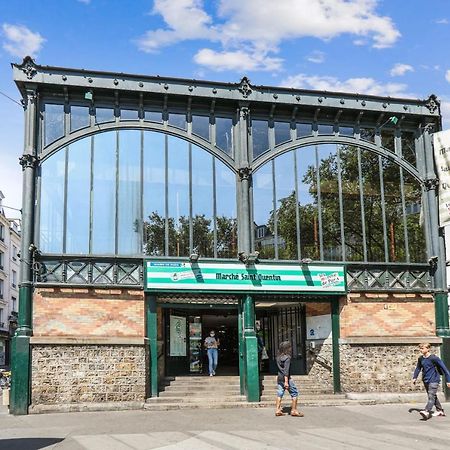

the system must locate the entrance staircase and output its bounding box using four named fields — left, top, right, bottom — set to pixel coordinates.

left=144, top=375, right=349, bottom=411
